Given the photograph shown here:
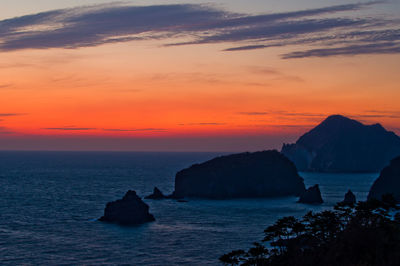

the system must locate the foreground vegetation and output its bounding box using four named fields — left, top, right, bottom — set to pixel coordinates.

left=220, top=195, right=400, bottom=266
